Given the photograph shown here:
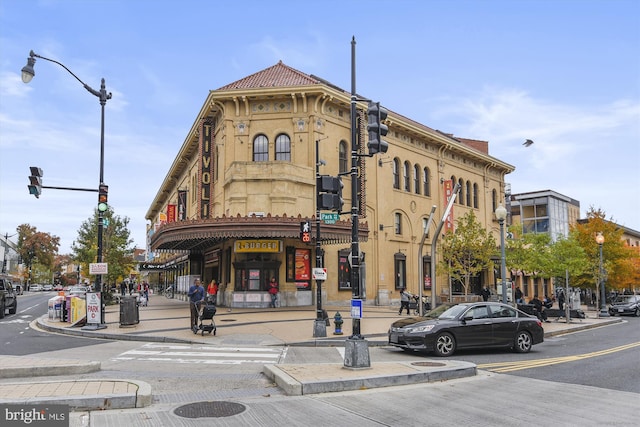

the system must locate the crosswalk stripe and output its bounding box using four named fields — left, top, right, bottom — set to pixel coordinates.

left=111, top=343, right=285, bottom=365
